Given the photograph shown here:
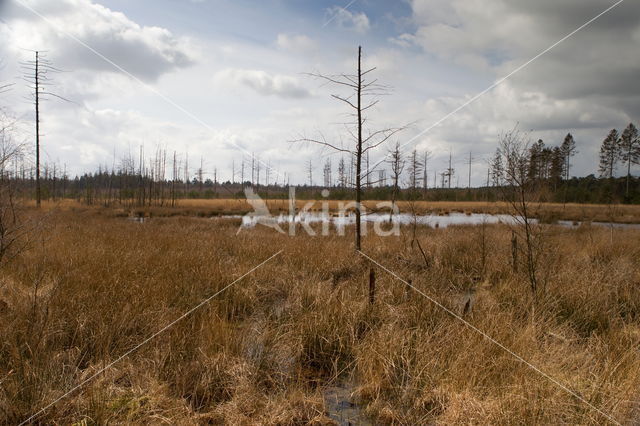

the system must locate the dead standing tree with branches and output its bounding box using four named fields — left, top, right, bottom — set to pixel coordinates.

left=0, top=113, right=30, bottom=266
left=297, top=46, right=404, bottom=250
left=387, top=141, right=405, bottom=223
left=0, top=75, right=25, bottom=265
left=496, top=129, right=546, bottom=298
left=20, top=51, right=72, bottom=207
